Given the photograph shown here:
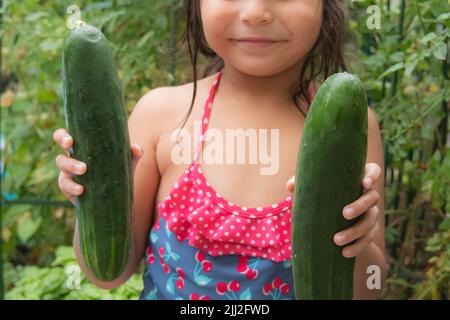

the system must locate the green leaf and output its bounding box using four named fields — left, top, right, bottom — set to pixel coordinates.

left=436, top=12, right=450, bottom=22
left=378, top=62, right=404, bottom=79
left=438, top=218, right=450, bottom=232
left=17, top=215, right=42, bottom=243
left=433, top=42, right=448, bottom=60
left=421, top=32, right=437, bottom=44
left=25, top=11, right=49, bottom=22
